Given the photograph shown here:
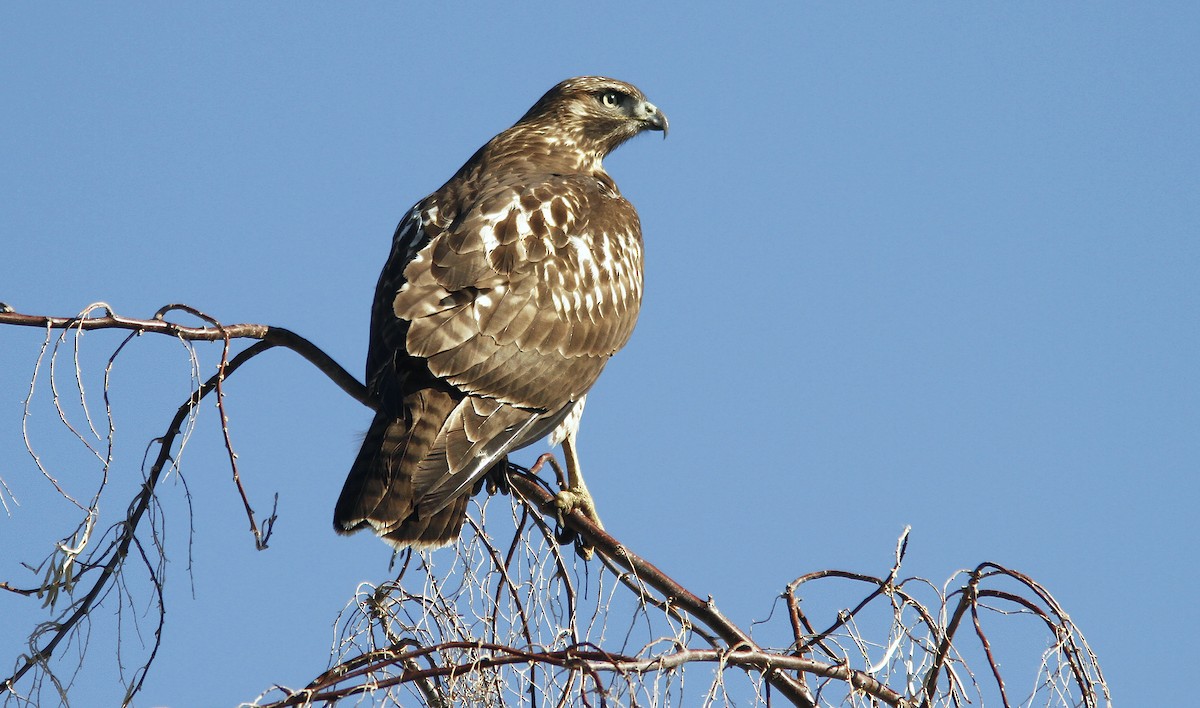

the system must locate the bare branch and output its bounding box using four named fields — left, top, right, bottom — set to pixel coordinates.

left=0, top=305, right=369, bottom=408
left=2, top=337, right=275, bottom=696
left=2, top=305, right=1111, bottom=707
